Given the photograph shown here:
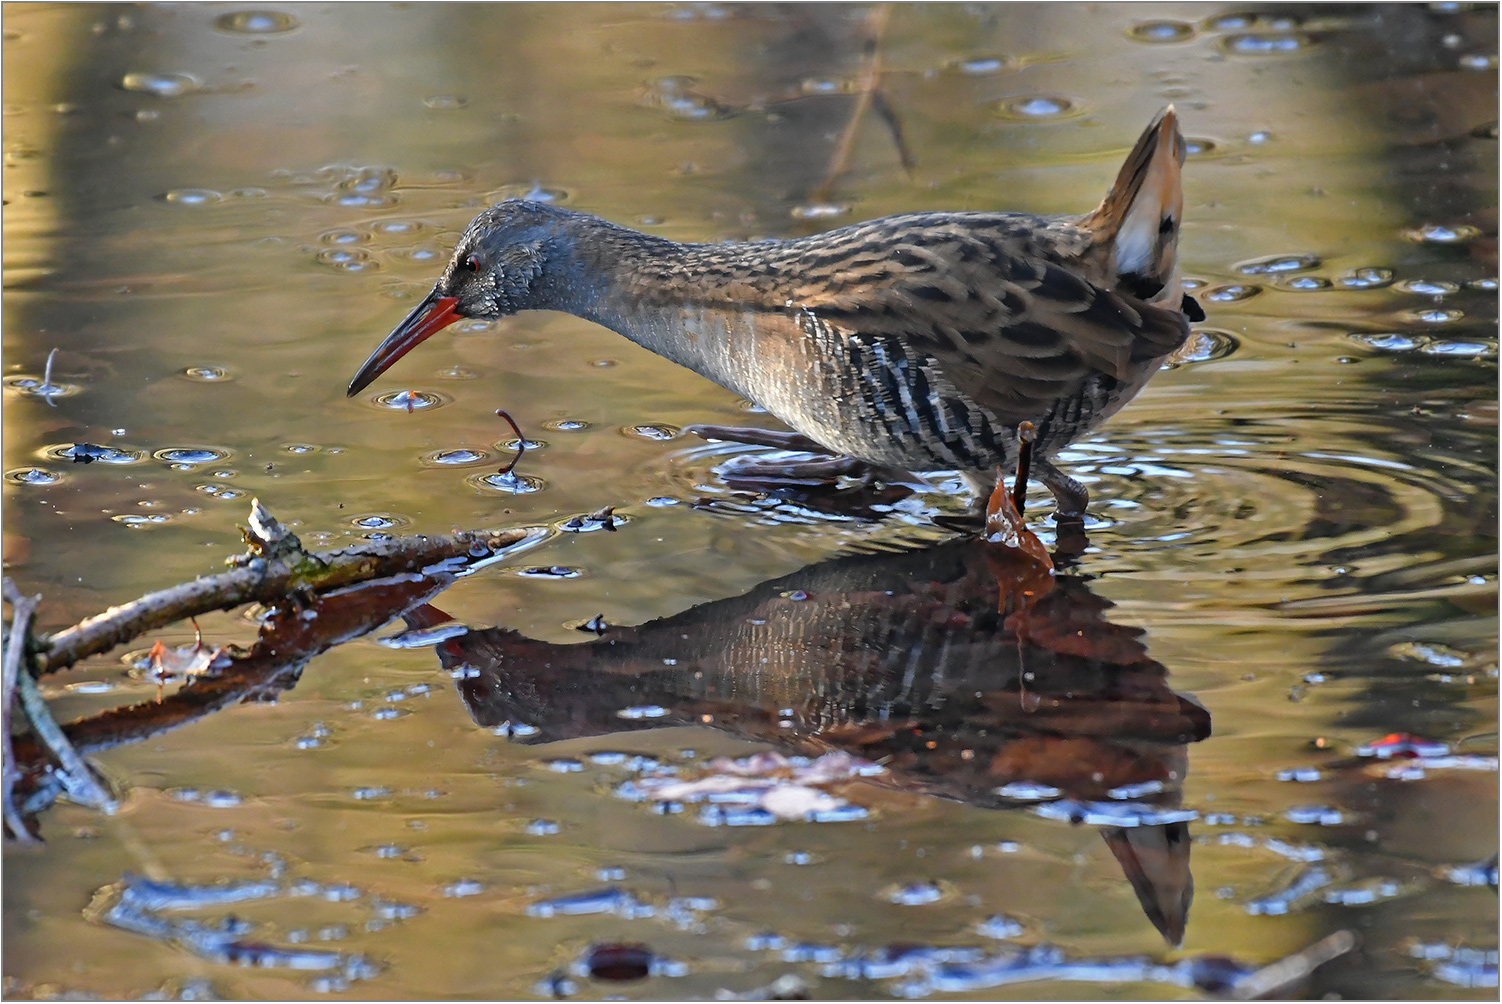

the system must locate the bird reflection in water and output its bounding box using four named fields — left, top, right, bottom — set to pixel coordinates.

left=400, top=520, right=1211, bottom=946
